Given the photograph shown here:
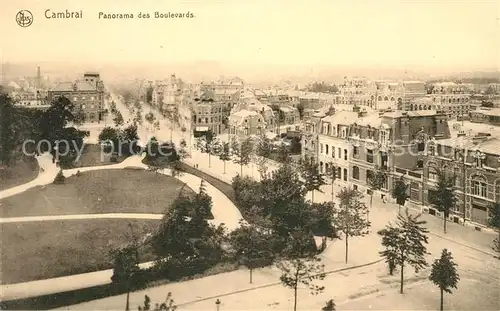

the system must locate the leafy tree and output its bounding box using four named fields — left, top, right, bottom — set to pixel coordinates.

left=428, top=168, right=457, bottom=234
left=232, top=136, right=254, bottom=176
left=256, top=131, right=272, bottom=158
left=277, top=231, right=325, bottom=311
left=138, top=292, right=177, bottom=311
left=254, top=155, right=269, bottom=180
left=325, top=163, right=337, bottom=201
left=377, top=210, right=429, bottom=294
left=336, top=187, right=371, bottom=263
left=309, top=201, right=337, bottom=250
left=487, top=202, right=500, bottom=256
left=0, top=93, right=21, bottom=165
left=300, top=156, right=327, bottom=203
left=429, top=248, right=460, bottom=311
left=109, top=244, right=141, bottom=311
left=276, top=143, right=291, bottom=164
left=229, top=219, right=274, bottom=283
left=218, top=141, right=231, bottom=174
left=367, top=166, right=387, bottom=220
left=321, top=299, right=336, bottom=311
left=98, top=126, right=120, bottom=152
left=113, top=111, right=124, bottom=127
left=120, top=124, right=140, bottom=156
left=392, top=176, right=409, bottom=214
